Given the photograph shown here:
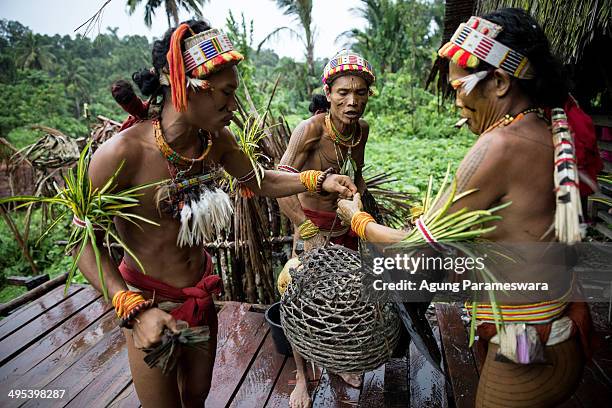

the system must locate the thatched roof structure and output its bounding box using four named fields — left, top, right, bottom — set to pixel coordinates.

left=427, top=0, right=612, bottom=112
